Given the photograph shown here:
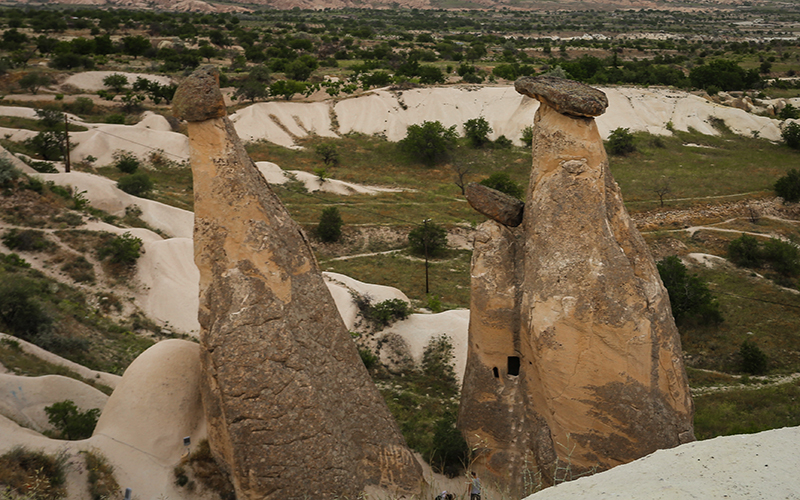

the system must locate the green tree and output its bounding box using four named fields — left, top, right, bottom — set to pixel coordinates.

left=18, top=72, right=51, bottom=94
left=284, top=55, right=318, bottom=81
left=317, top=207, right=343, bottom=243
left=0, top=157, right=21, bottom=187
left=479, top=172, right=524, bottom=199
left=0, top=278, right=52, bottom=340
left=314, top=143, right=339, bottom=167
left=520, top=125, right=534, bottom=147
left=114, top=152, right=140, bottom=174
left=121, top=35, right=151, bottom=58
left=269, top=80, right=306, bottom=100
left=782, top=122, right=800, bottom=150
left=44, top=400, right=100, bottom=440
left=25, top=131, right=64, bottom=160
left=779, top=104, right=800, bottom=120
left=102, top=73, right=129, bottom=93
left=399, top=121, right=457, bottom=166
left=117, top=173, right=153, bottom=197
left=739, top=340, right=768, bottom=375
left=463, top=116, right=492, bottom=148
left=775, top=169, right=800, bottom=202
left=689, top=59, right=761, bottom=92
left=728, top=234, right=763, bottom=268
left=606, top=127, right=636, bottom=156
left=408, top=220, right=448, bottom=257
left=35, top=108, right=63, bottom=130
left=98, top=232, right=143, bottom=266
left=657, top=255, right=723, bottom=327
